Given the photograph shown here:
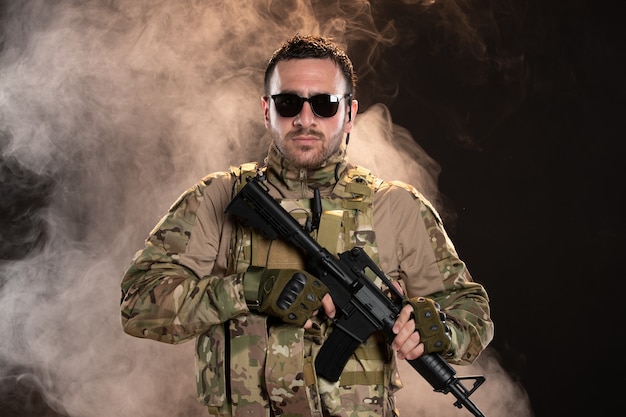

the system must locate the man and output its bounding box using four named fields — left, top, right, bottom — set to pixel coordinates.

left=120, top=34, right=494, bottom=417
